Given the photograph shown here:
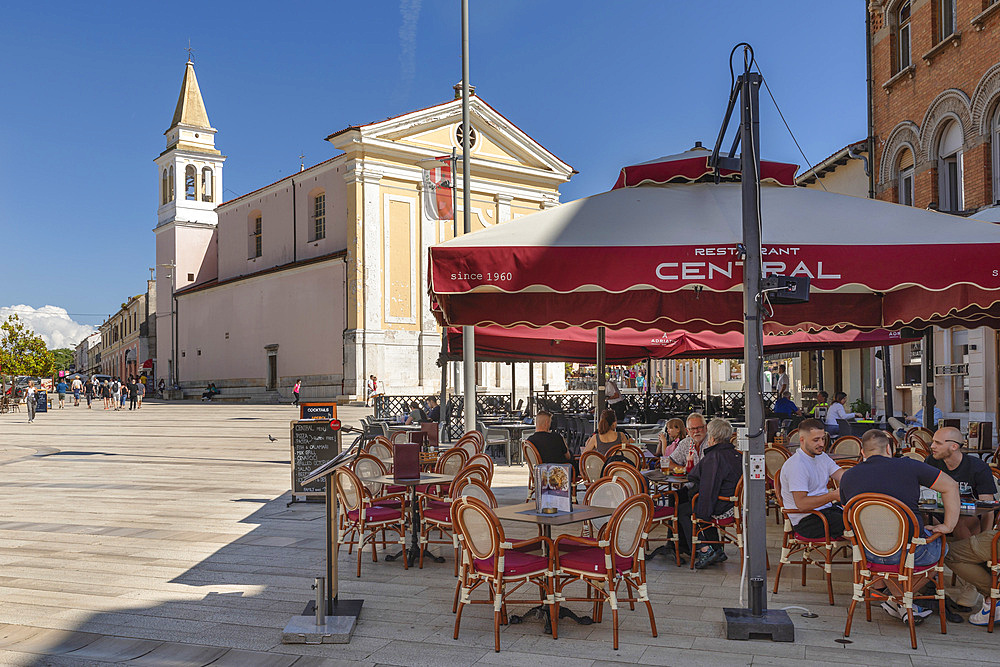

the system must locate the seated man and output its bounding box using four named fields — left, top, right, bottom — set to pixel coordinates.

left=839, top=429, right=959, bottom=624
left=778, top=418, right=845, bottom=538
left=772, top=391, right=802, bottom=418
left=925, top=427, right=999, bottom=623
left=426, top=396, right=441, bottom=422
left=907, top=397, right=944, bottom=427
left=404, top=401, right=427, bottom=425
left=809, top=390, right=830, bottom=419
left=526, top=410, right=571, bottom=464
